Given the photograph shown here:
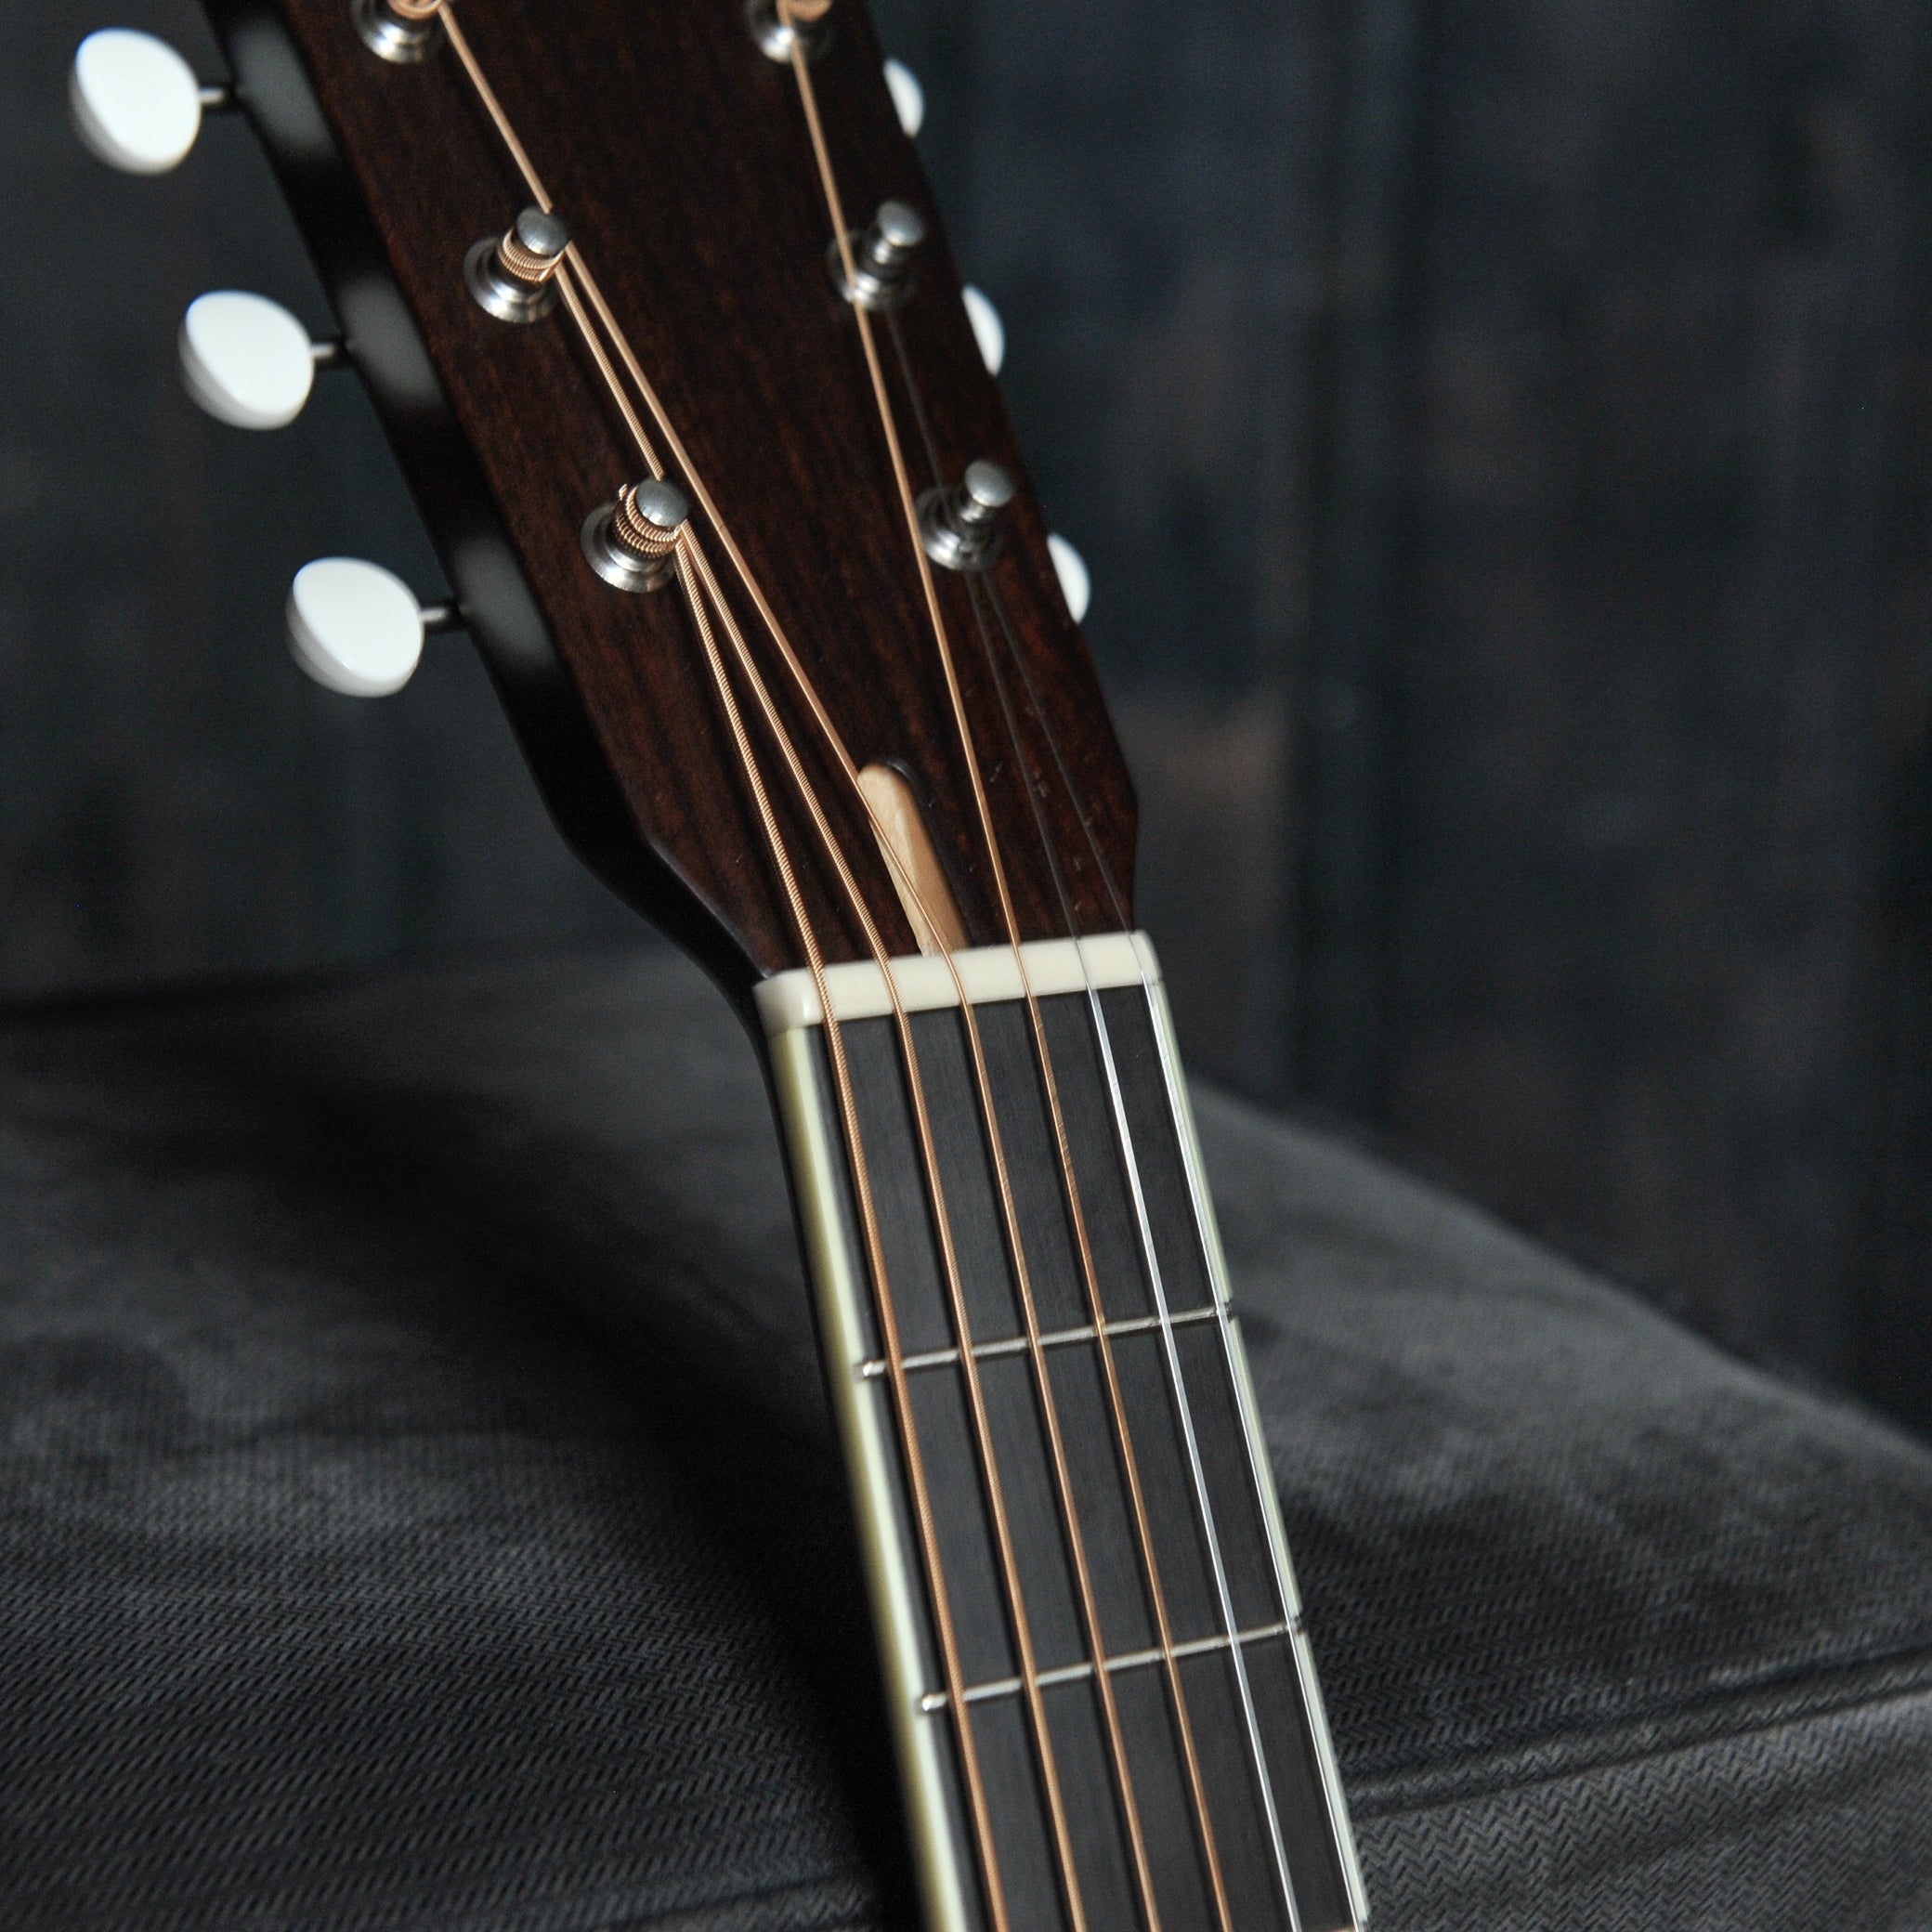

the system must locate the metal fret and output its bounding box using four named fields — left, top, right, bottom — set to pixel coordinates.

left=919, top=1620, right=1299, bottom=1713
left=855, top=1301, right=1221, bottom=1380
